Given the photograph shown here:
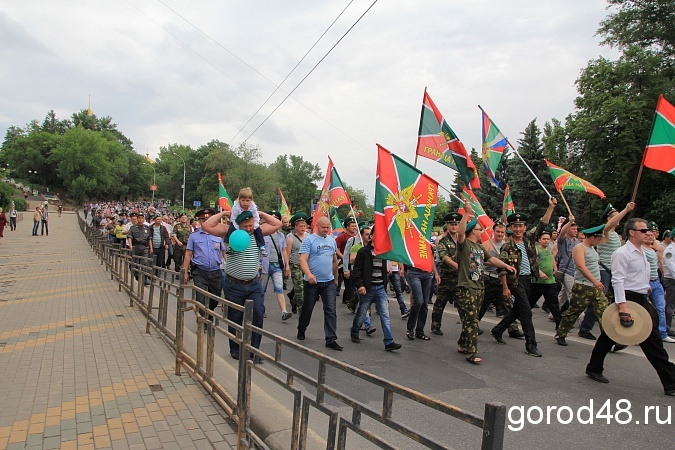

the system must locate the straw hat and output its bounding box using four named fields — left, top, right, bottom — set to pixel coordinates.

left=601, top=302, right=652, bottom=345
